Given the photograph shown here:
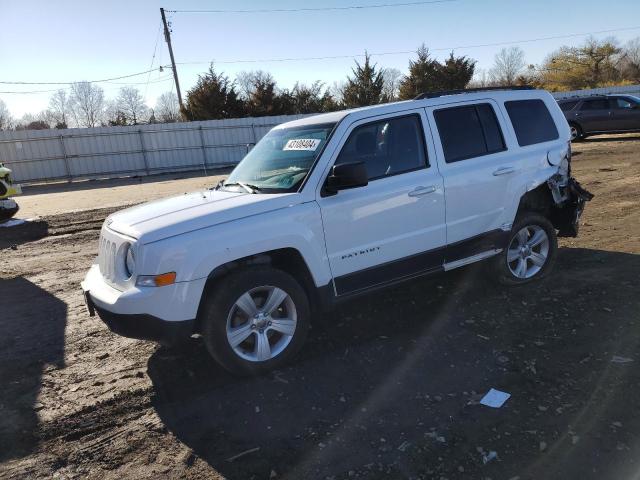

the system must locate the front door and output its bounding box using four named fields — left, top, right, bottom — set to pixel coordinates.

left=317, top=111, right=446, bottom=296
left=609, top=96, right=640, bottom=131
